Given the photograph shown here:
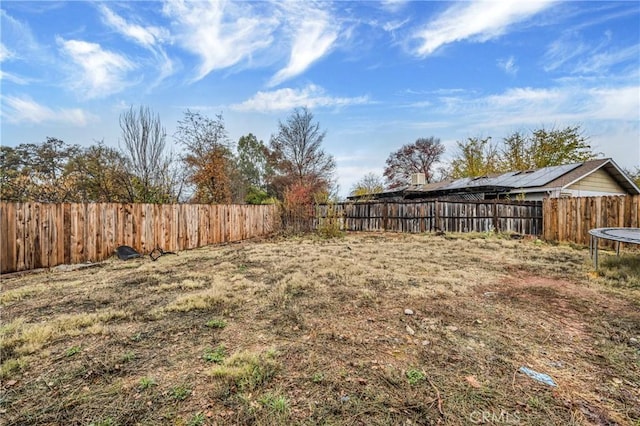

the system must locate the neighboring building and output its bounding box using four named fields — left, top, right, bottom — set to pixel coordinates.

left=349, top=158, right=640, bottom=201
